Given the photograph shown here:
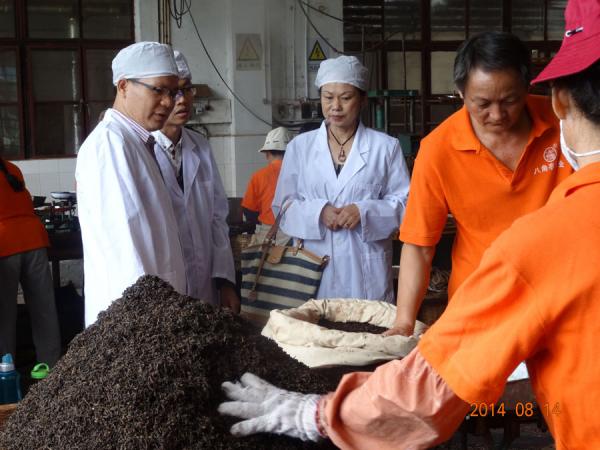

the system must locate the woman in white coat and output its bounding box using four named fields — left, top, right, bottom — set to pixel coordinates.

left=272, top=56, right=410, bottom=302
